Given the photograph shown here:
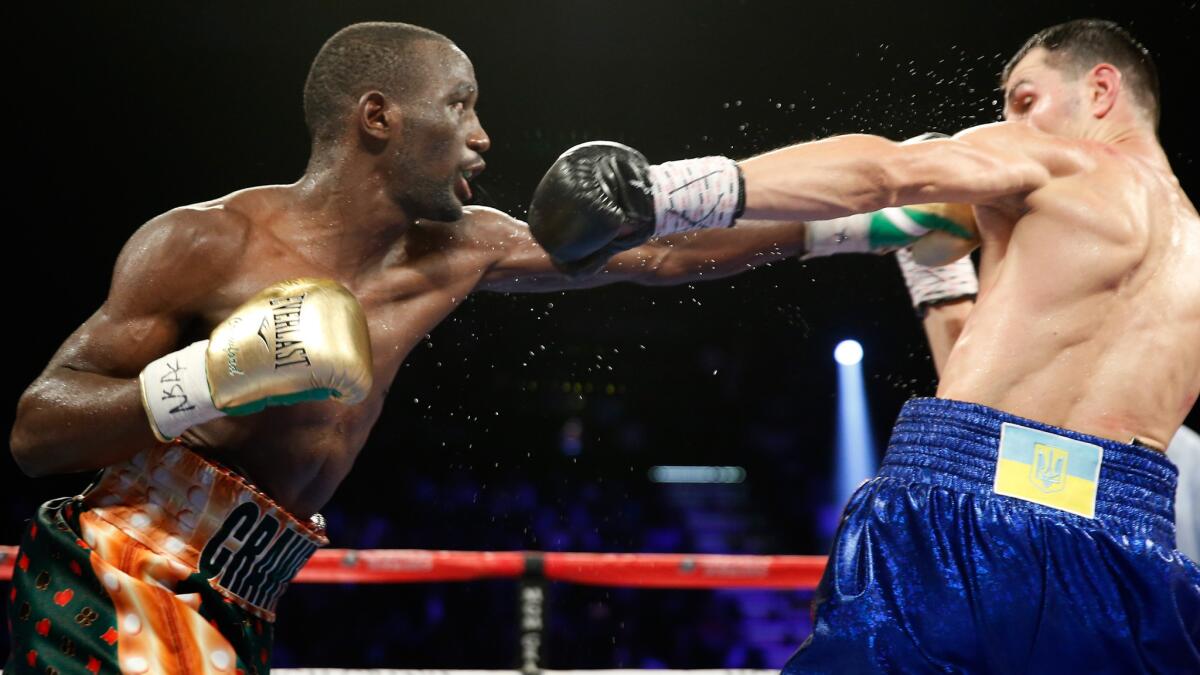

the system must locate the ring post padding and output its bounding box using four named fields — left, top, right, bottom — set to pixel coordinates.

left=519, top=552, right=547, bottom=675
